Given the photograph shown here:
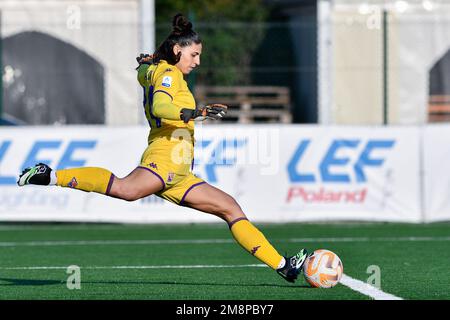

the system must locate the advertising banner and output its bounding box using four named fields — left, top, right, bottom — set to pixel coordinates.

left=0, top=125, right=422, bottom=223
left=423, top=125, right=450, bottom=222
left=195, top=125, right=420, bottom=222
